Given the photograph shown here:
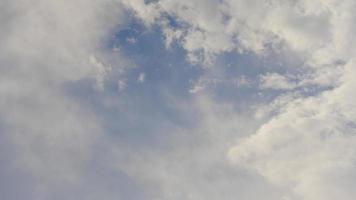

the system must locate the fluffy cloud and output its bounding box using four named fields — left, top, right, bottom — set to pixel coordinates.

left=124, top=0, right=356, bottom=199
left=229, top=62, right=356, bottom=199
left=122, top=0, right=335, bottom=65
